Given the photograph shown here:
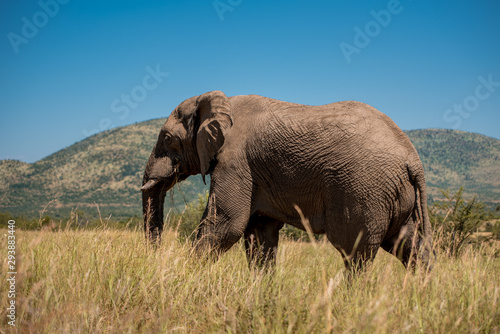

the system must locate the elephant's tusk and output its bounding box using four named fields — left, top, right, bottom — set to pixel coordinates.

left=140, top=179, right=160, bottom=191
